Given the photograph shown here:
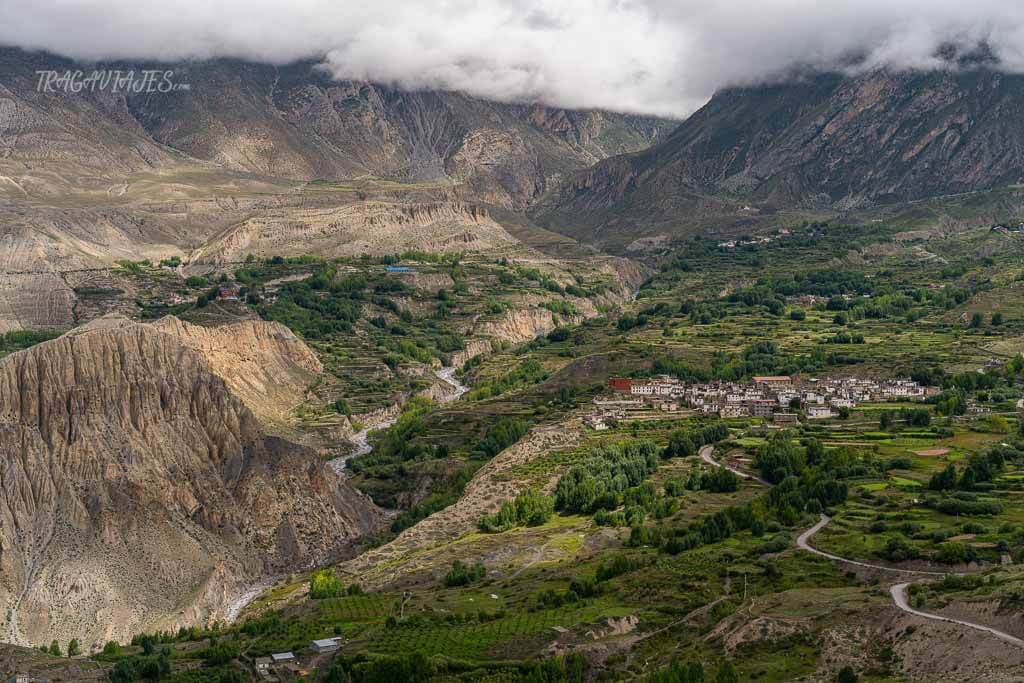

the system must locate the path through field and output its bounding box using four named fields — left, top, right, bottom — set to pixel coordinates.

left=699, top=444, right=1024, bottom=647
left=800, top=514, right=1024, bottom=647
